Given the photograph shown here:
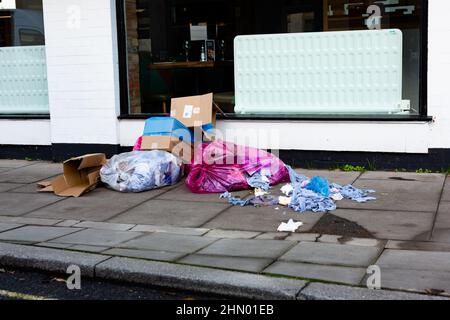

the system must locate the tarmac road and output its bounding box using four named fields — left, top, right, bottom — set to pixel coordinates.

left=0, top=268, right=217, bottom=300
